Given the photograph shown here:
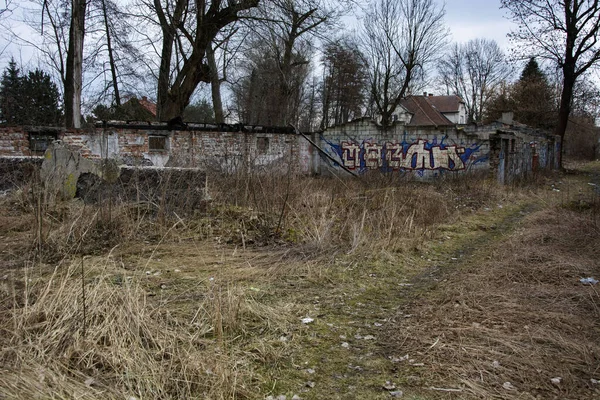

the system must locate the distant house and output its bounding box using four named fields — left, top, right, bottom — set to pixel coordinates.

left=137, top=96, right=157, bottom=117
left=425, top=95, right=467, bottom=125
left=397, top=94, right=467, bottom=127
left=119, top=96, right=157, bottom=120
